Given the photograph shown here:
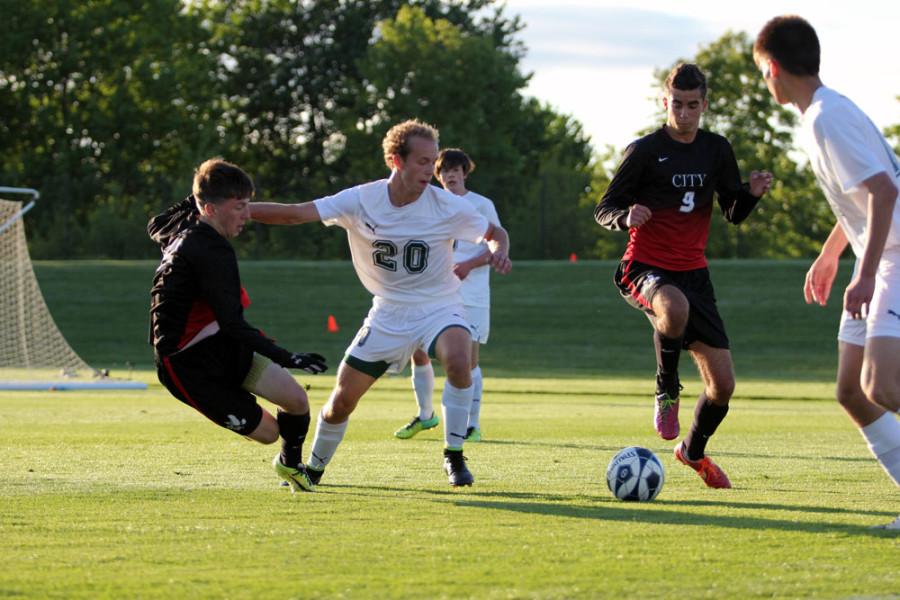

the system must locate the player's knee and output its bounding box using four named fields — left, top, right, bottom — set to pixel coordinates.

left=278, top=387, right=310, bottom=414
left=836, top=381, right=867, bottom=410
left=323, top=393, right=356, bottom=422
left=863, top=377, right=900, bottom=412
left=443, top=358, right=472, bottom=388
left=707, top=376, right=735, bottom=404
